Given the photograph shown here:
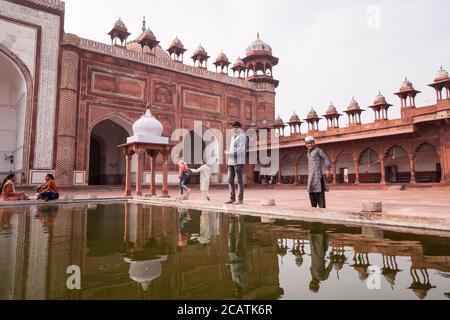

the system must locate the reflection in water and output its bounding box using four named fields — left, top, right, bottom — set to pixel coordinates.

left=309, top=223, right=333, bottom=293
left=0, top=203, right=449, bottom=300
